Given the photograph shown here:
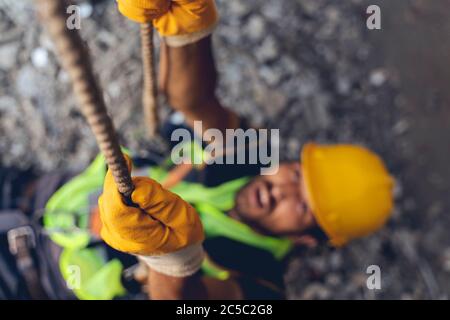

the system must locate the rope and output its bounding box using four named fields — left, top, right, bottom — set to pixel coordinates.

left=140, top=23, right=159, bottom=137
left=35, top=0, right=134, bottom=197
